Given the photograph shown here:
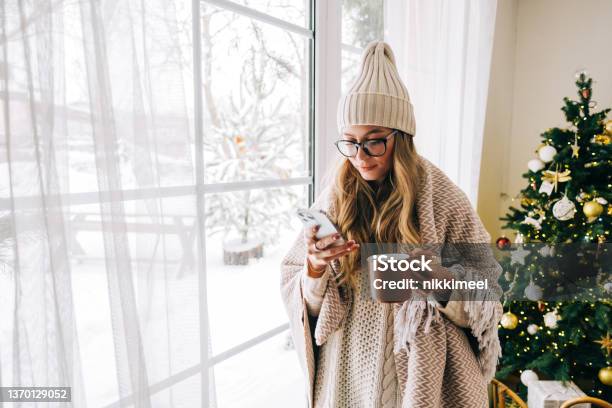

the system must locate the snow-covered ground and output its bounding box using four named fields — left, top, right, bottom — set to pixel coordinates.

left=205, top=221, right=306, bottom=408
